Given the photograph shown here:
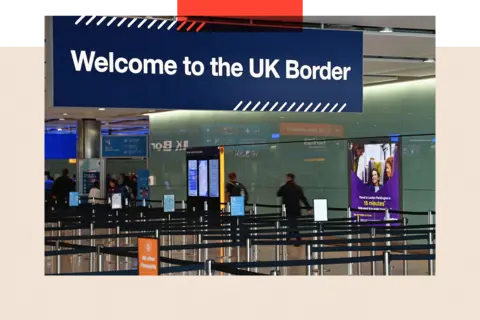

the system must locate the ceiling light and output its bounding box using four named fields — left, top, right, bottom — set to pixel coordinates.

left=424, top=58, right=435, bottom=63
left=62, top=113, right=68, bottom=116
left=98, top=108, right=106, bottom=111
left=380, top=27, right=393, bottom=33
left=59, top=118, right=65, bottom=121
left=57, top=128, right=63, bottom=131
